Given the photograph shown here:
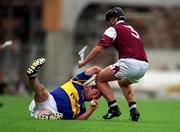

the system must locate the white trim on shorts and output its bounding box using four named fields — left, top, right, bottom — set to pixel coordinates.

left=28, top=93, right=58, bottom=119
left=110, top=58, right=149, bottom=83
